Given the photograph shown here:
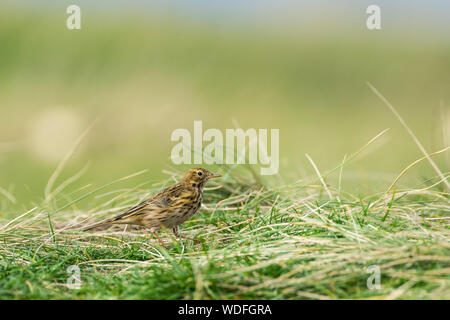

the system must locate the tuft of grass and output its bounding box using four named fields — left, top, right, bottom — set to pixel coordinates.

left=0, top=168, right=449, bottom=299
